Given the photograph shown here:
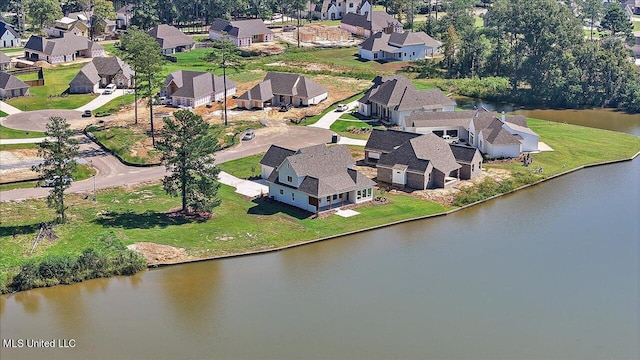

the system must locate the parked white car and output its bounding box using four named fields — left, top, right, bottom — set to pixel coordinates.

left=336, top=104, right=349, bottom=112
left=103, top=84, right=117, bottom=95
